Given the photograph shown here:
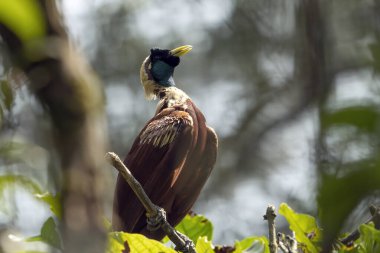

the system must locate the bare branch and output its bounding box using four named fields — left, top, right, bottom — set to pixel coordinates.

left=105, top=152, right=196, bottom=253
left=264, top=205, right=278, bottom=253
